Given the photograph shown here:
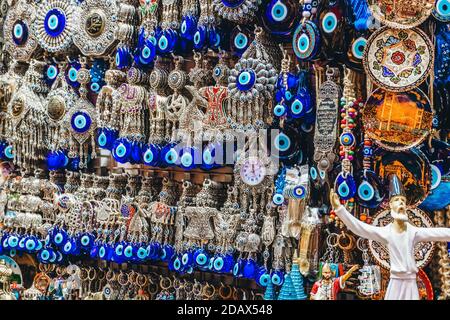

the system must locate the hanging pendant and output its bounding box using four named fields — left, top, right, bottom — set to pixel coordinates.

left=355, top=169, right=385, bottom=208
left=335, top=172, right=357, bottom=200
left=292, top=21, right=321, bottom=61
left=261, top=0, right=299, bottom=41
left=432, top=0, right=450, bottom=22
